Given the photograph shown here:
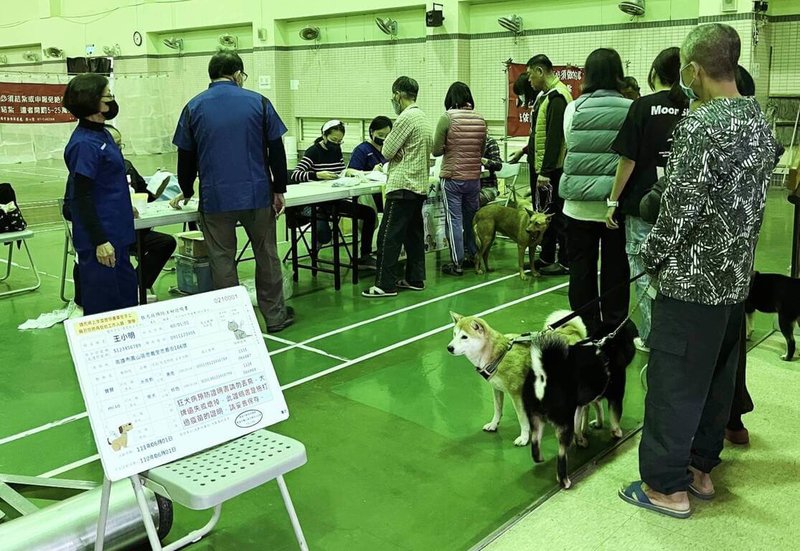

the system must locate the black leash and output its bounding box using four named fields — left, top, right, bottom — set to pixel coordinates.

left=546, top=271, right=647, bottom=333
